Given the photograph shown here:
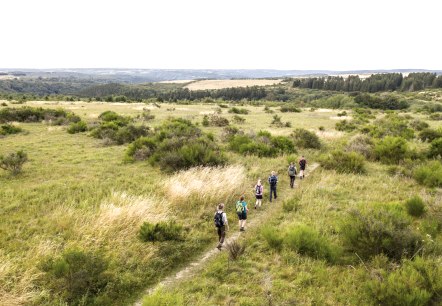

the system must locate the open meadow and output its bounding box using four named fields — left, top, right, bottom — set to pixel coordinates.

left=0, top=94, right=441, bottom=305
